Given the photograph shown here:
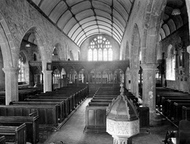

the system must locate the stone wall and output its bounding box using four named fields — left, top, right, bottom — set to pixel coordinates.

left=0, top=0, right=80, bottom=67
left=161, top=24, right=190, bottom=92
